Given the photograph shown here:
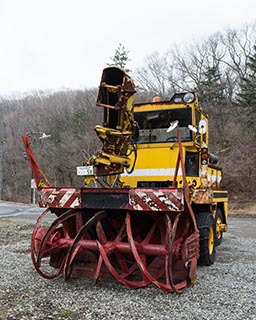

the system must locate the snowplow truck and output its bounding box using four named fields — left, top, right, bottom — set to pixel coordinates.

left=22, top=67, right=228, bottom=293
